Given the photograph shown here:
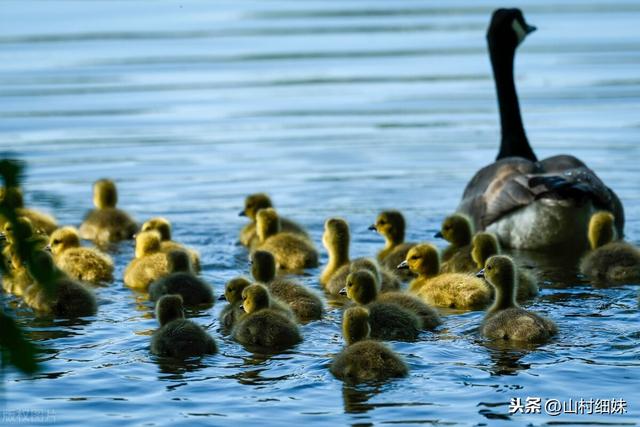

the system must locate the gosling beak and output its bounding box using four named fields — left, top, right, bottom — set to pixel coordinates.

left=368, top=225, right=377, bottom=231
left=434, top=231, right=443, bottom=239
left=238, top=210, right=246, bottom=217
left=397, top=260, right=409, bottom=270
left=239, top=305, right=245, bottom=312
left=132, top=233, right=137, bottom=239
left=44, top=245, right=52, bottom=252
left=218, top=294, right=226, bottom=301
left=526, top=24, right=537, bottom=34
left=248, top=259, right=253, bottom=265
left=0, top=233, right=6, bottom=242
left=339, top=287, right=347, bottom=296
left=476, top=269, right=485, bottom=278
